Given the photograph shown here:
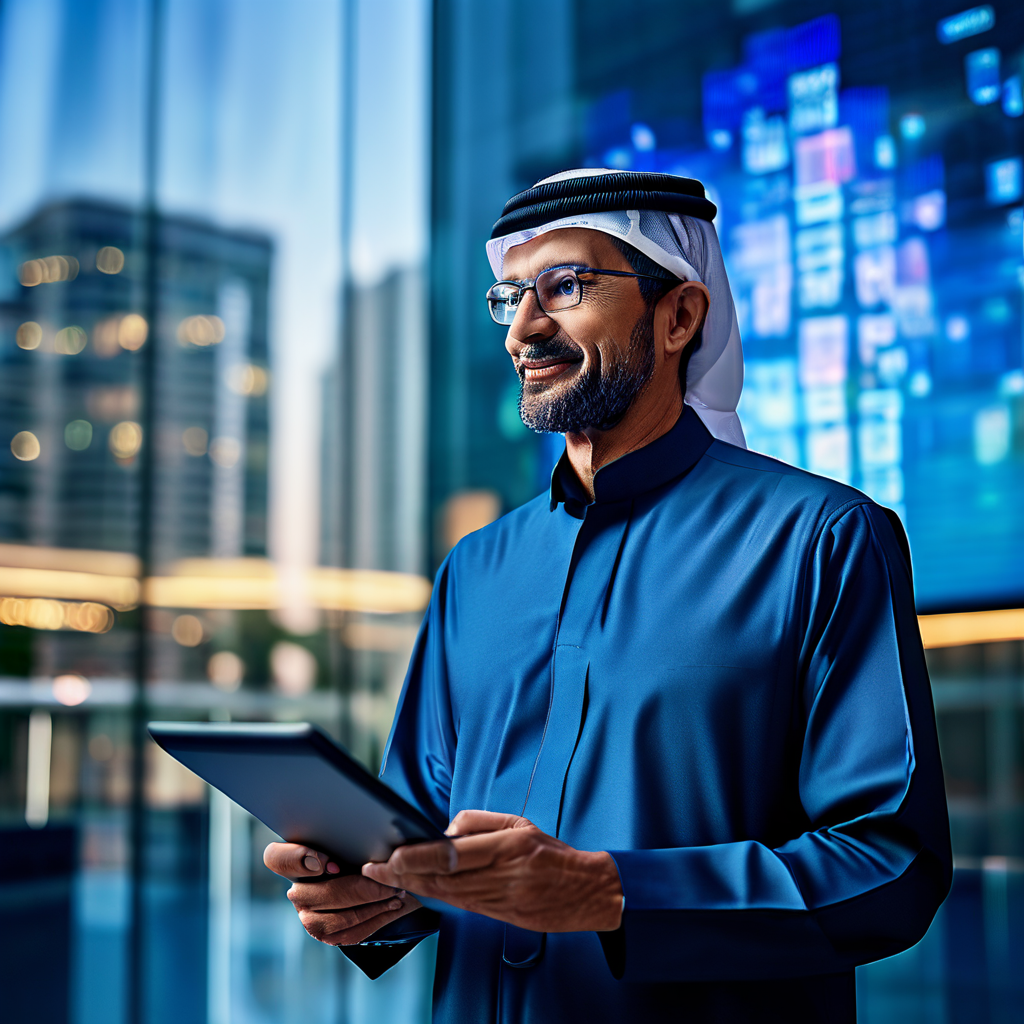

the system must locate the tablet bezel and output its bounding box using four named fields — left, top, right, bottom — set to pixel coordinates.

left=148, top=720, right=445, bottom=849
